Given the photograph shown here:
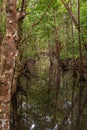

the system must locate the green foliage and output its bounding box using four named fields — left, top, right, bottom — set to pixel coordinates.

left=22, top=0, right=87, bottom=59
left=1, top=0, right=87, bottom=59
